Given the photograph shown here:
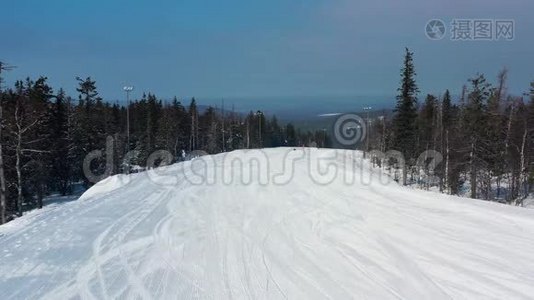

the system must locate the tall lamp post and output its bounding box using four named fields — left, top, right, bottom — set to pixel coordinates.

left=123, top=86, right=134, bottom=153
